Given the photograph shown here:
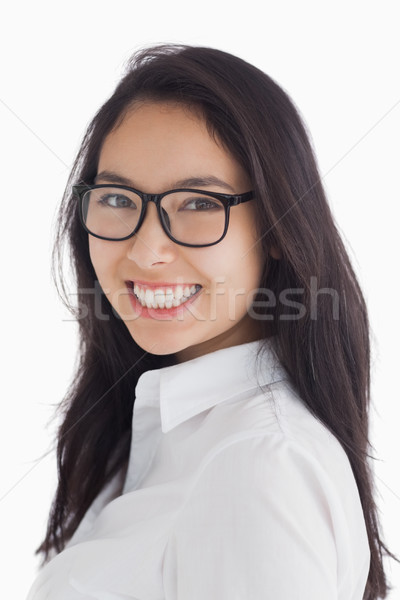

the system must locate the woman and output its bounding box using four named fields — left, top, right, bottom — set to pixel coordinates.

left=27, top=44, right=396, bottom=599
